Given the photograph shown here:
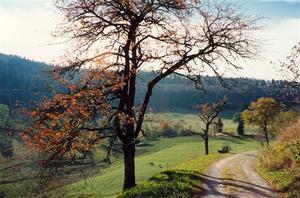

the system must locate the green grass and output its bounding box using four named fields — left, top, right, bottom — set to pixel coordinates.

left=119, top=154, right=228, bottom=198
left=49, top=135, right=260, bottom=197
left=255, top=150, right=300, bottom=197
left=1, top=112, right=261, bottom=197
left=255, top=160, right=300, bottom=198
left=255, top=163, right=294, bottom=191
